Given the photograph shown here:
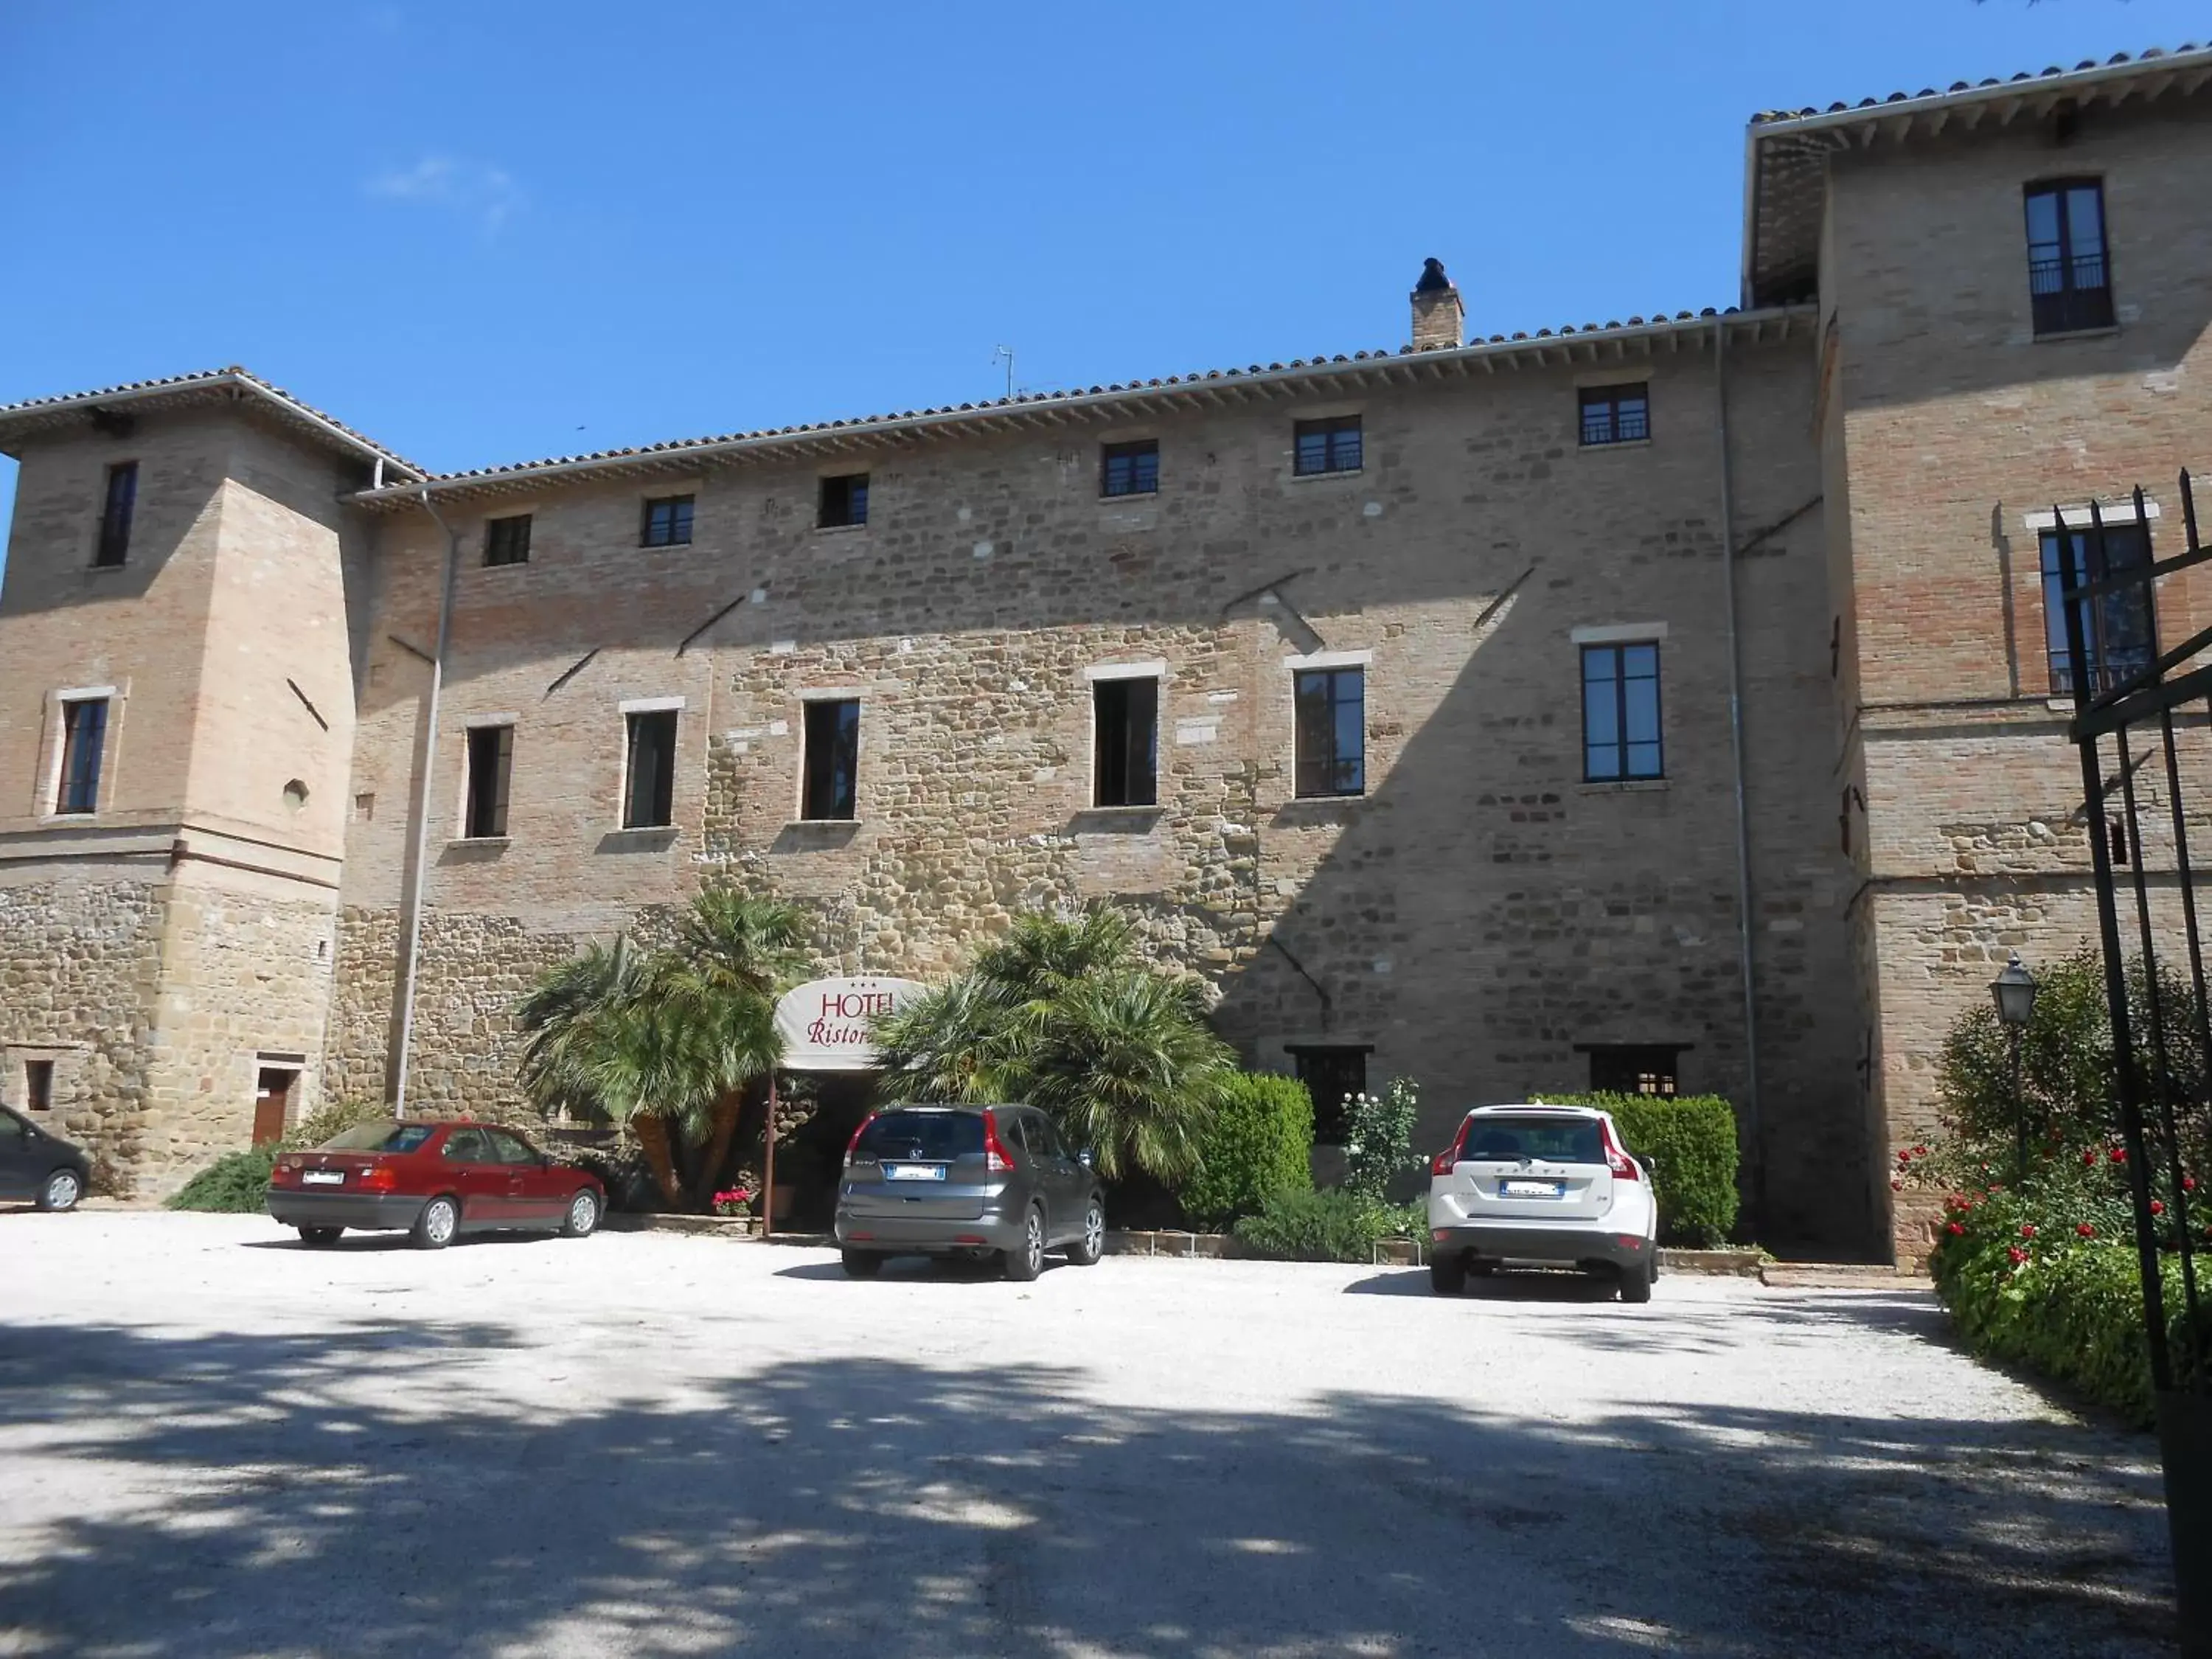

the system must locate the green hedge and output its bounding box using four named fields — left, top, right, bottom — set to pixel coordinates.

left=1931, top=1187, right=2206, bottom=1427
left=1531, top=1092, right=1739, bottom=1247
left=1231, top=1189, right=1425, bottom=1262
left=1179, top=1072, right=1315, bottom=1227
